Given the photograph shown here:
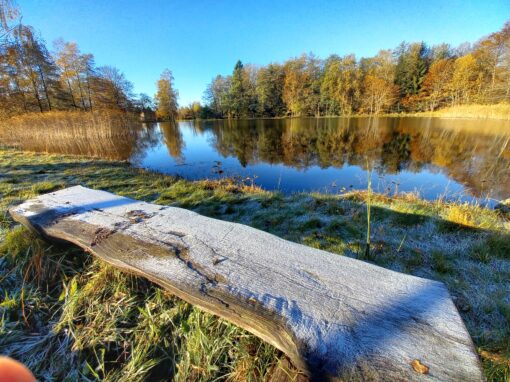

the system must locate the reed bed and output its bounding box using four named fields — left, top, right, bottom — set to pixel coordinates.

left=0, top=110, right=144, bottom=160
left=425, top=103, right=510, bottom=120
